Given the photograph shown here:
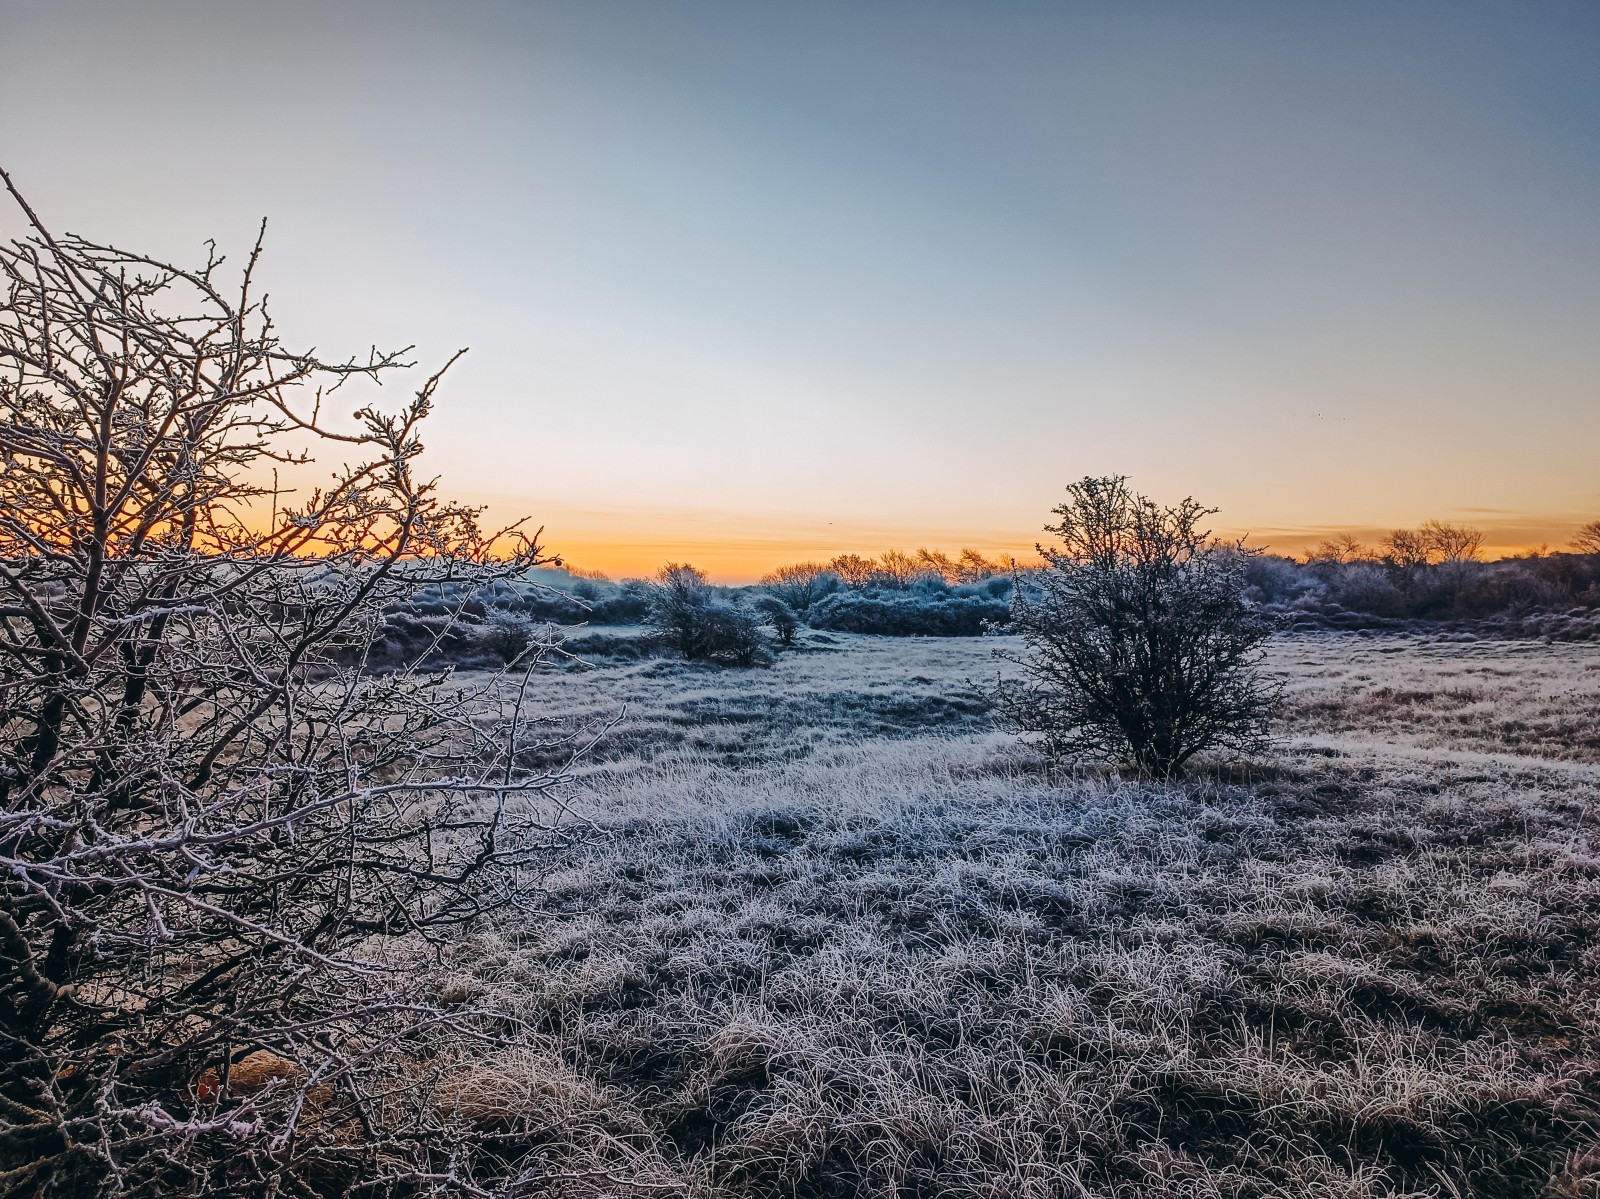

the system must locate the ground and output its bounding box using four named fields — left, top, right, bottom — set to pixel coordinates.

left=426, top=631, right=1600, bottom=1198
